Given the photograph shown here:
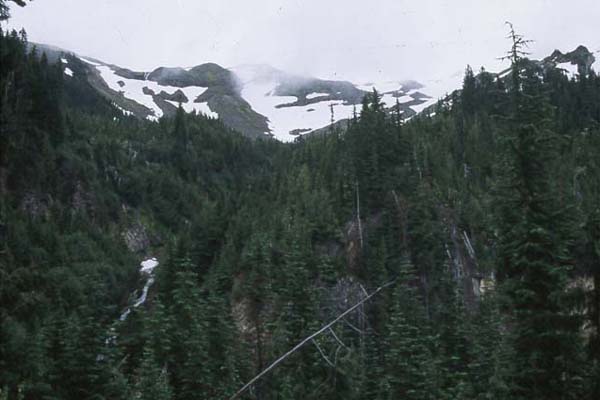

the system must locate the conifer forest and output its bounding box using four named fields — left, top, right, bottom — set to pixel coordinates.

left=1, top=1, right=600, bottom=399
